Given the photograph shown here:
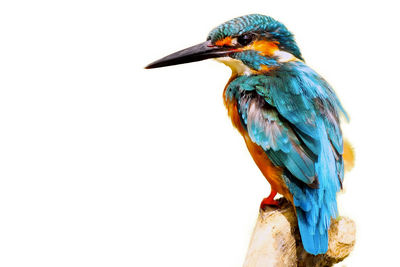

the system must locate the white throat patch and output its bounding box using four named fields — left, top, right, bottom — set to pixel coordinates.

left=215, top=51, right=297, bottom=75
left=215, top=57, right=253, bottom=76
